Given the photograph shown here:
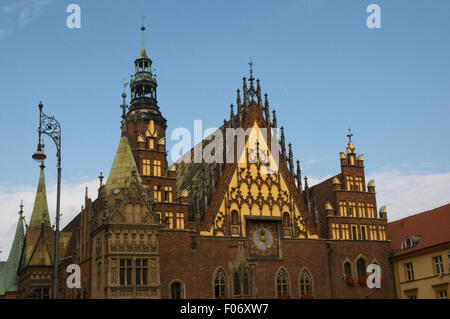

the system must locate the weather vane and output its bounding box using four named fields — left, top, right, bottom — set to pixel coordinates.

left=347, top=128, right=353, bottom=142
